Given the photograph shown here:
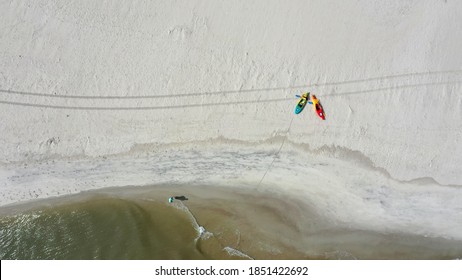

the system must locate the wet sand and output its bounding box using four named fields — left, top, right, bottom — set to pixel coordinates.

left=145, top=184, right=462, bottom=259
